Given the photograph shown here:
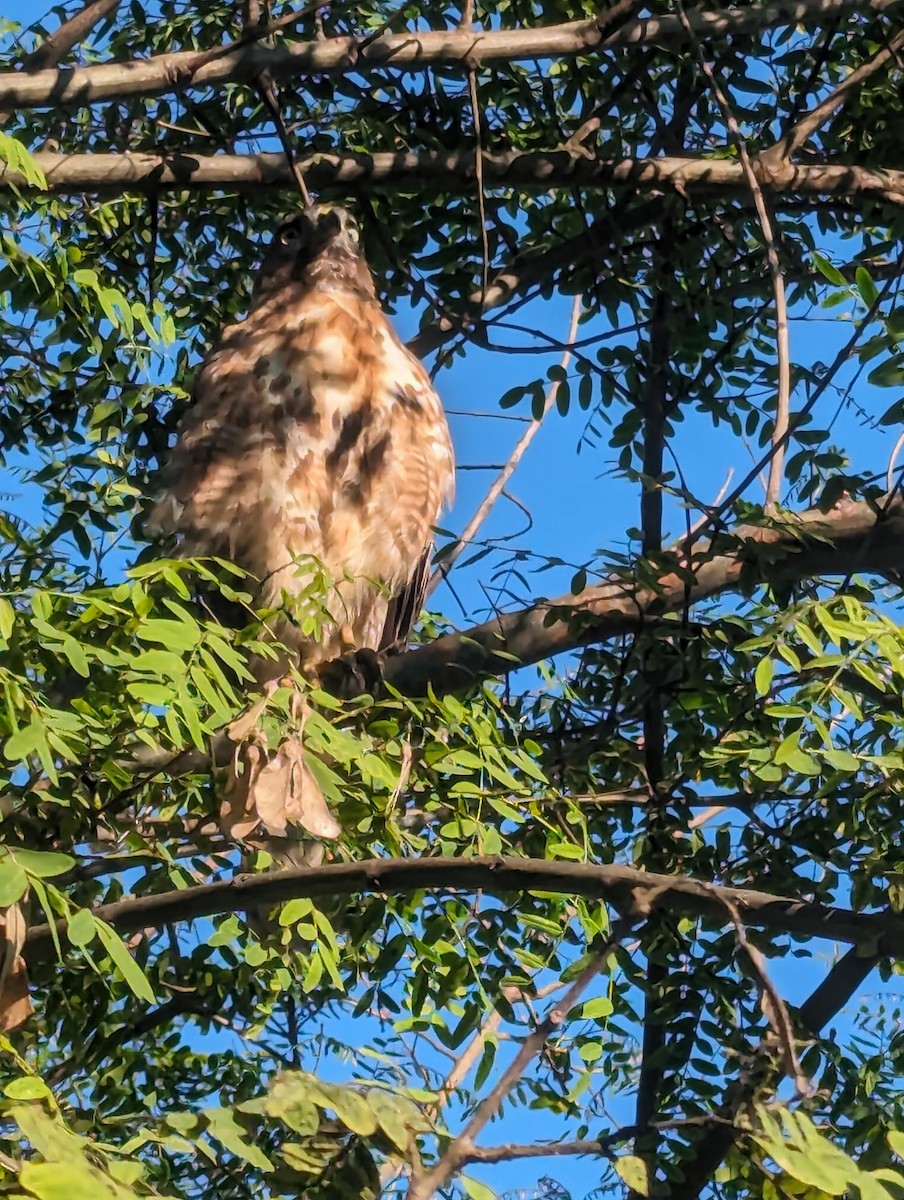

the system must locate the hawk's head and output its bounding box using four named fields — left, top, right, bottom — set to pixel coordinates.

left=255, top=204, right=375, bottom=300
